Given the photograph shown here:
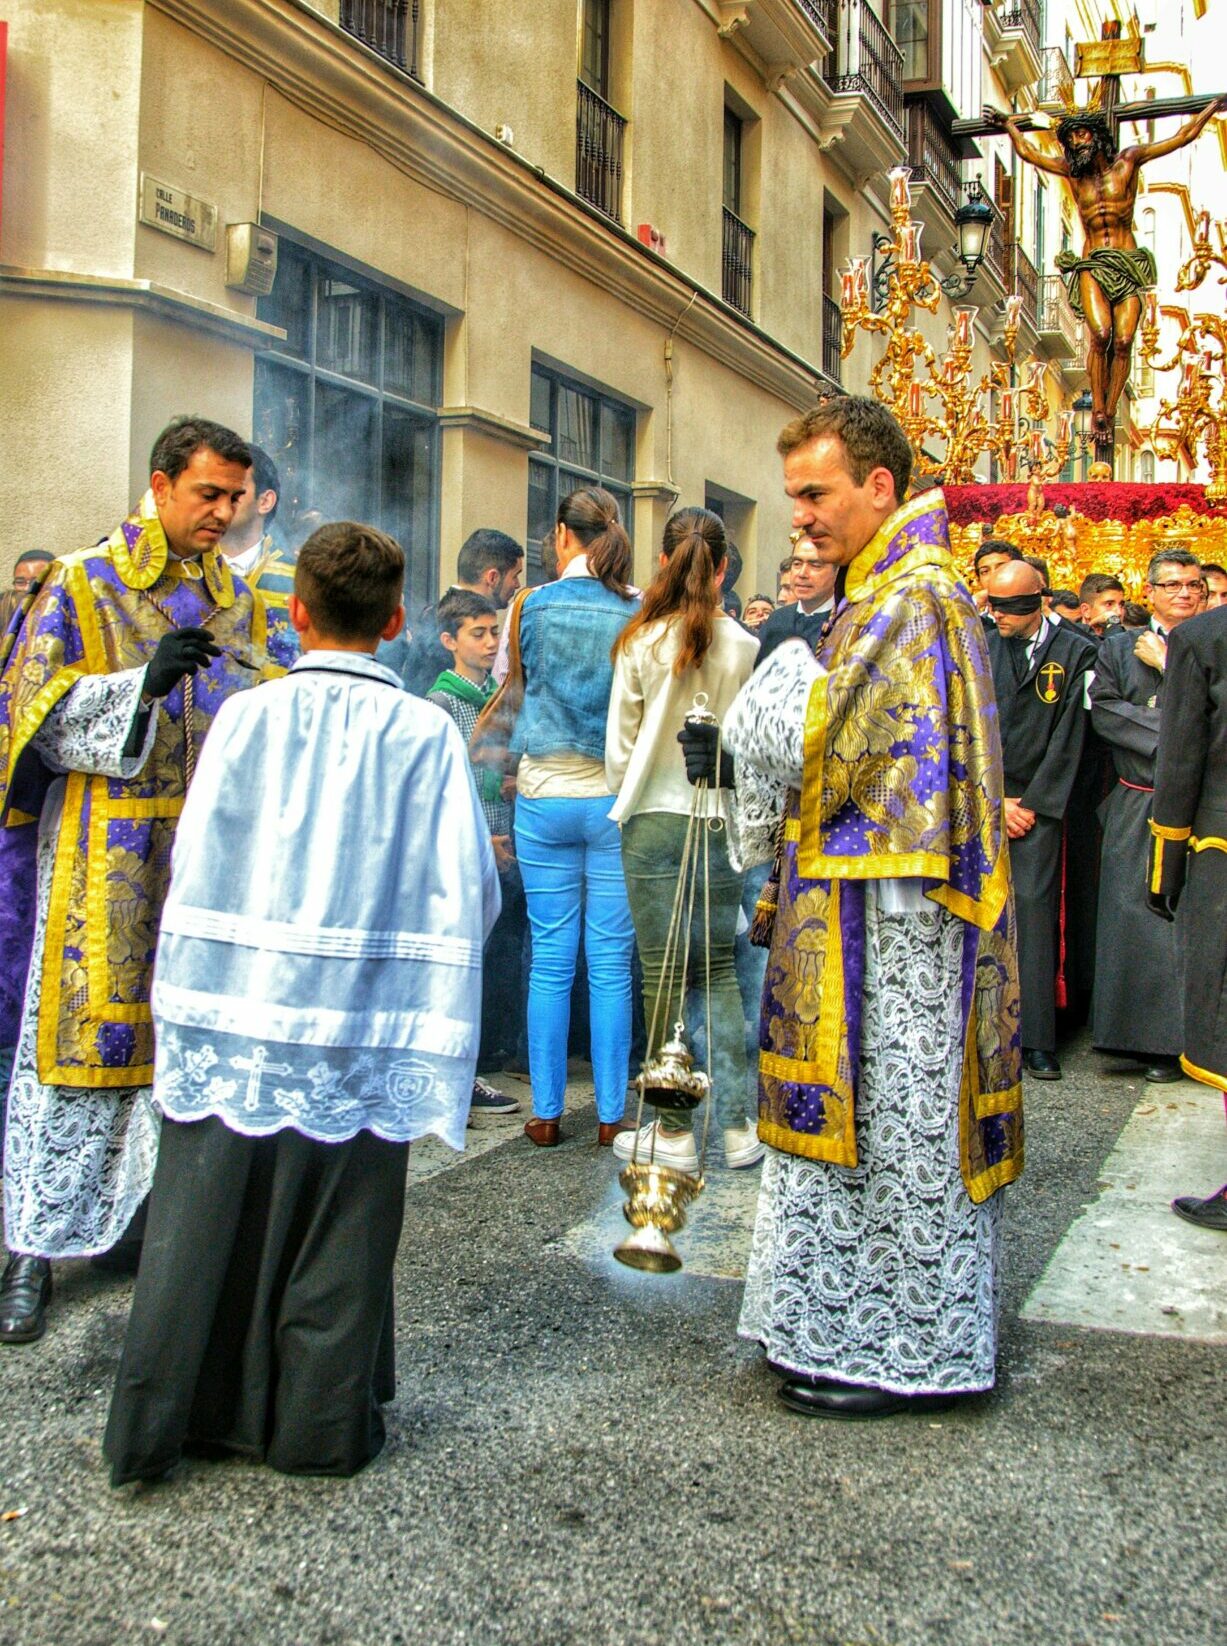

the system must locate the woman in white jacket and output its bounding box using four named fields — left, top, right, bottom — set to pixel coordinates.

left=605, top=507, right=762, bottom=1171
